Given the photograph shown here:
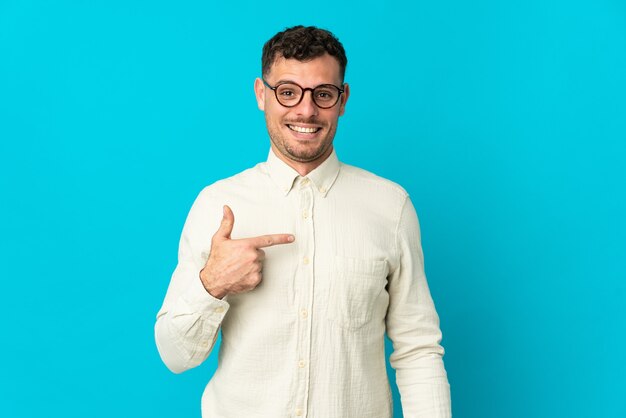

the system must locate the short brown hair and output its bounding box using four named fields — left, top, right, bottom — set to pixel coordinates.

left=262, top=26, right=348, bottom=81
